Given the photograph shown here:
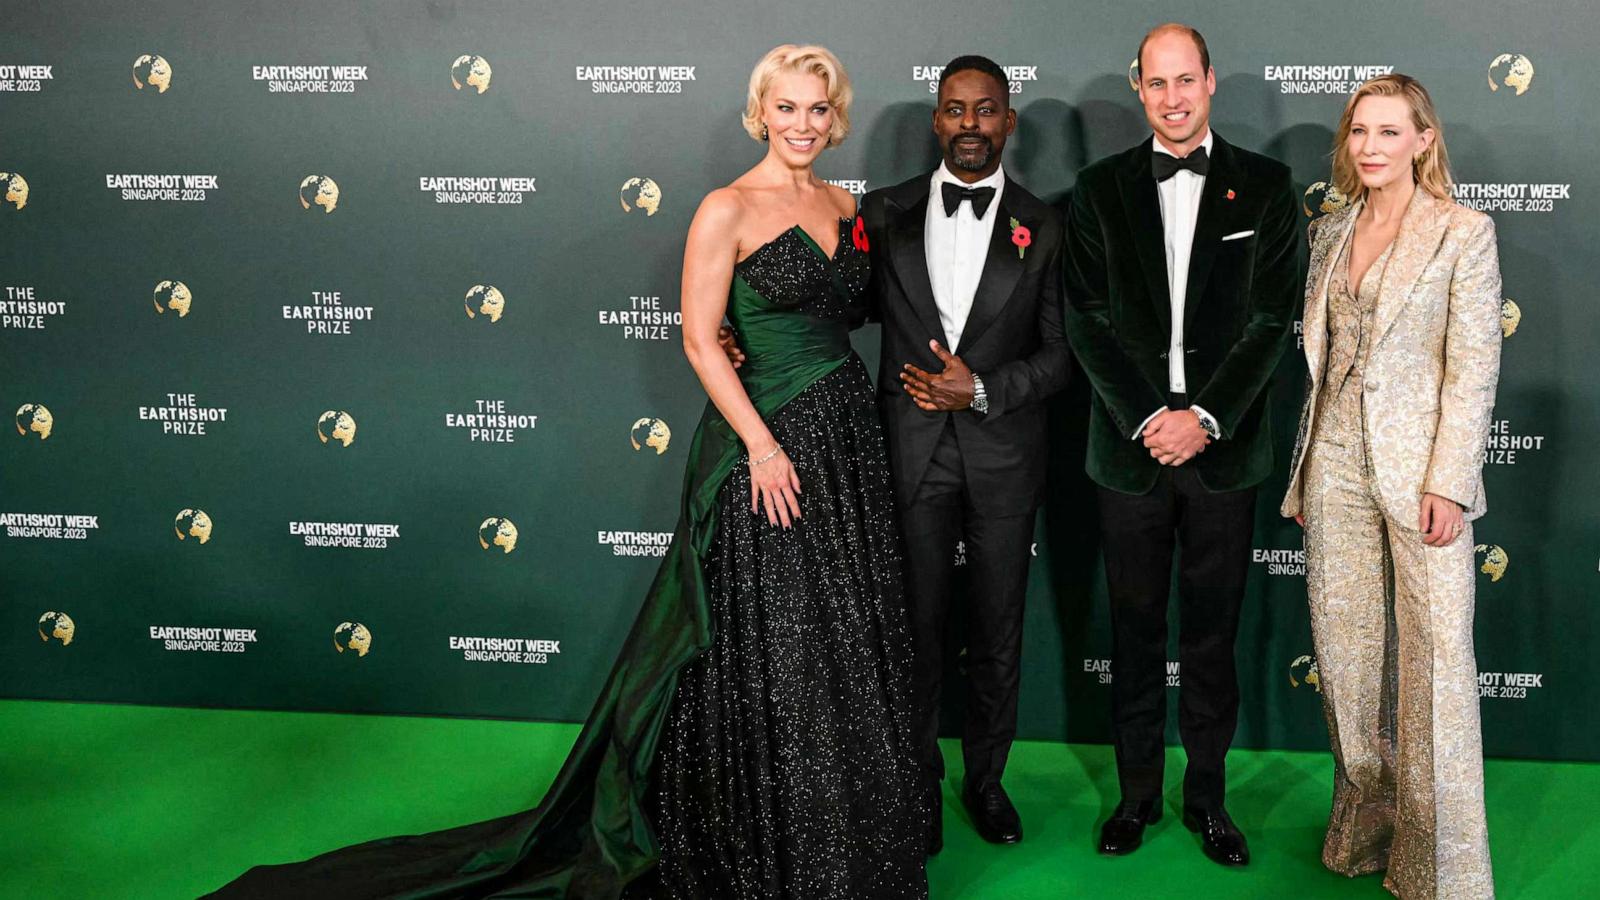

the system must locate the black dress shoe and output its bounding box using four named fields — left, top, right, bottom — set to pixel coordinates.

left=961, top=781, right=1023, bottom=844
left=927, top=788, right=944, bottom=856
left=1098, top=799, right=1162, bottom=855
left=1182, top=806, right=1250, bottom=866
